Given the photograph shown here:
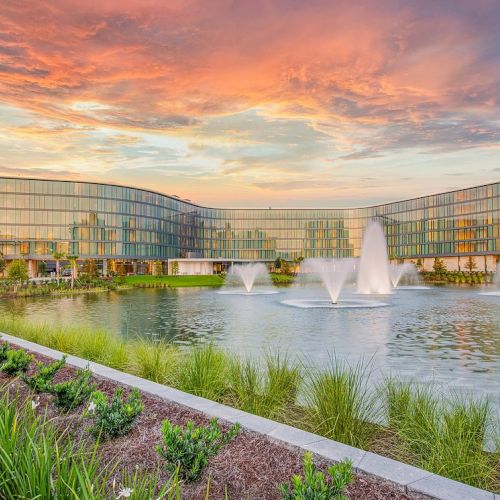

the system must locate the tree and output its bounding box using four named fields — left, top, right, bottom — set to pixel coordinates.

left=0, top=252, right=6, bottom=277
left=464, top=256, right=477, bottom=272
left=7, top=259, right=28, bottom=293
left=154, top=260, right=163, bottom=276
left=415, top=258, right=423, bottom=270
left=51, top=250, right=66, bottom=283
left=82, top=259, right=98, bottom=278
left=67, top=255, right=79, bottom=288
left=432, top=257, right=446, bottom=274
left=274, top=257, right=284, bottom=271
left=37, top=261, right=47, bottom=277
left=281, top=260, right=291, bottom=275
left=170, top=260, right=179, bottom=276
